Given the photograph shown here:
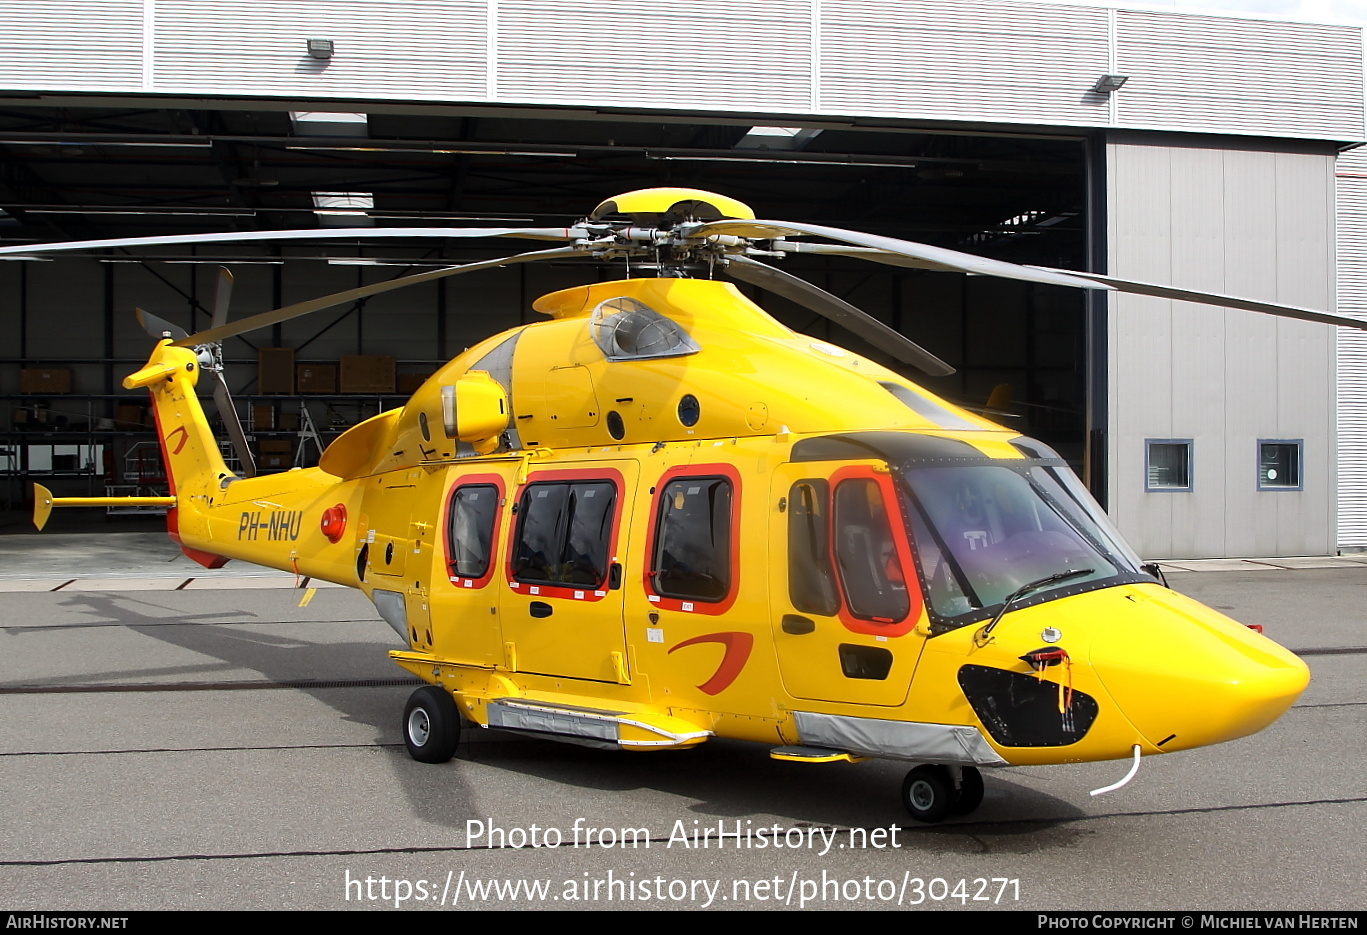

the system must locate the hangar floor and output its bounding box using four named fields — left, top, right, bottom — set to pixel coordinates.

left=0, top=532, right=1362, bottom=910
